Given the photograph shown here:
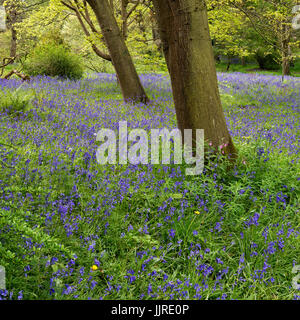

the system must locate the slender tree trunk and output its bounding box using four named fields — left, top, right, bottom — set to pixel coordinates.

left=86, top=0, right=149, bottom=104
left=281, top=43, right=291, bottom=77
left=241, top=56, right=246, bottom=66
left=152, top=0, right=236, bottom=157
left=10, top=27, right=17, bottom=59
left=5, top=3, right=18, bottom=61
left=61, top=1, right=111, bottom=60
left=226, top=58, right=231, bottom=72
left=281, top=22, right=291, bottom=78
left=150, top=10, right=162, bottom=53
